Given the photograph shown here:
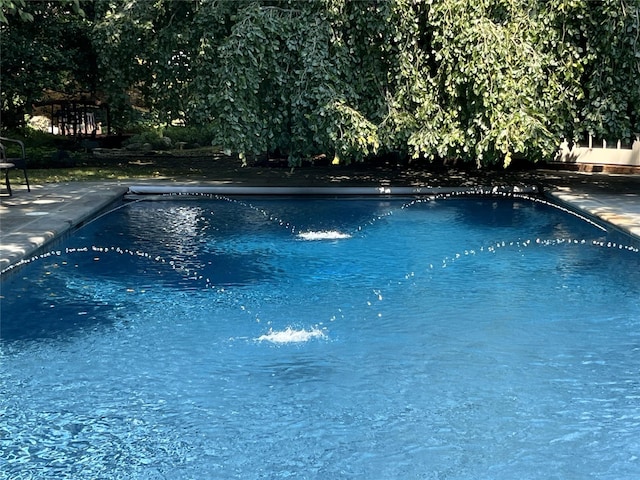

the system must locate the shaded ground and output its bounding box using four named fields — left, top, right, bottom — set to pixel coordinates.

left=25, top=148, right=640, bottom=195
left=25, top=148, right=551, bottom=187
